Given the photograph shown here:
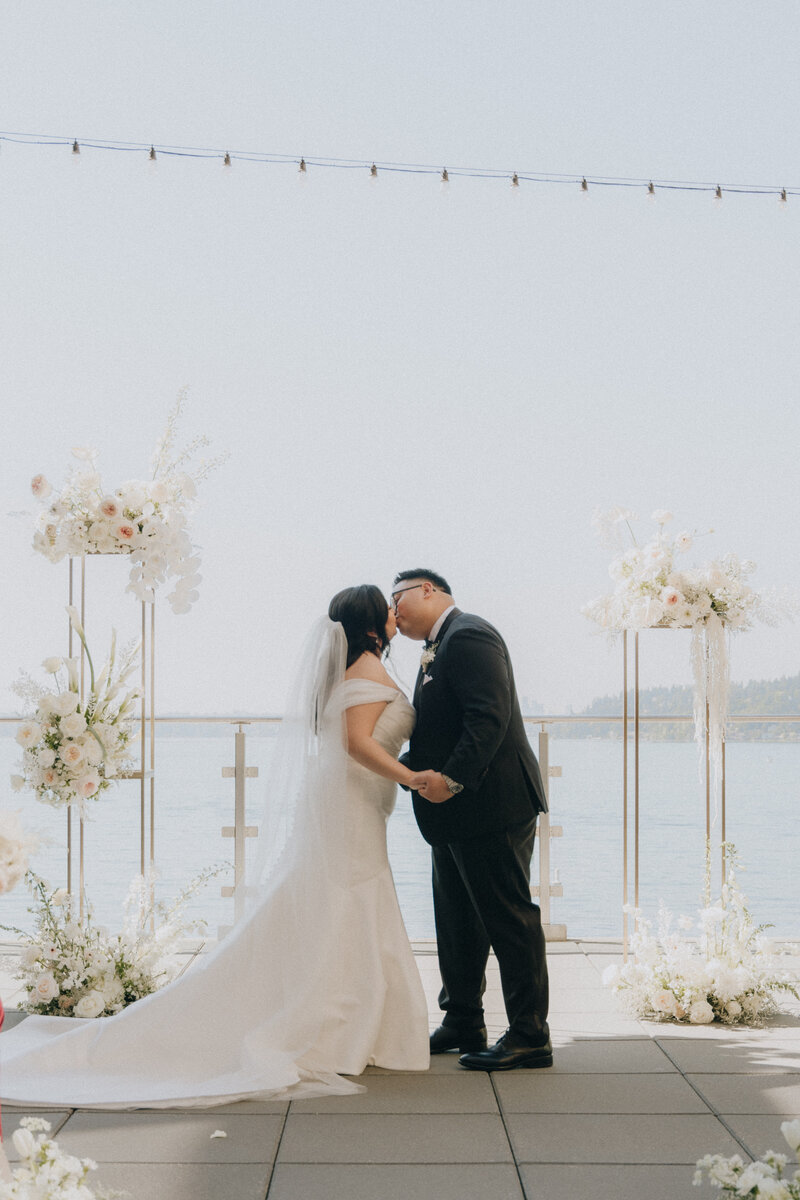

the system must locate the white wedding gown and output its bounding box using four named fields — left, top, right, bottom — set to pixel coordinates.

left=0, top=680, right=429, bottom=1108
